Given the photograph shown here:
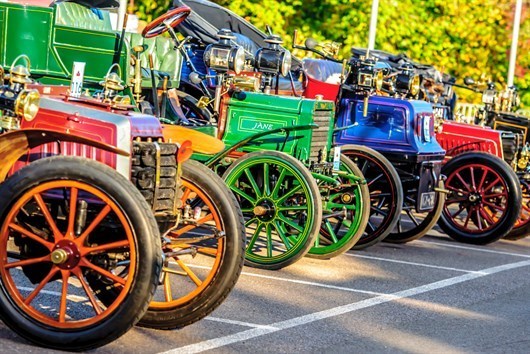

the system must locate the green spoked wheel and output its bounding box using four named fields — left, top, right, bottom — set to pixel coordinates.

left=308, top=154, right=370, bottom=259
left=223, top=151, right=322, bottom=270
